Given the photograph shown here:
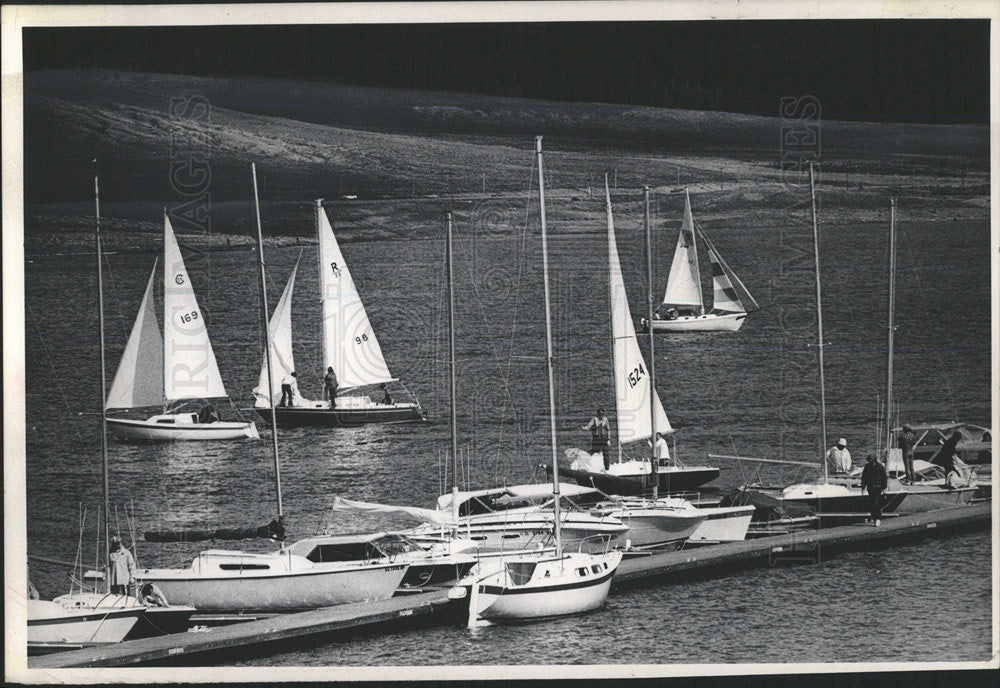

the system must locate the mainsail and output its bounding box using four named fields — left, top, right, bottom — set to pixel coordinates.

left=316, top=203, right=394, bottom=389
left=701, top=229, right=760, bottom=314
left=106, top=261, right=164, bottom=409
left=162, top=214, right=227, bottom=401
left=661, top=189, right=704, bottom=309
left=606, top=181, right=672, bottom=444
left=254, top=259, right=299, bottom=408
